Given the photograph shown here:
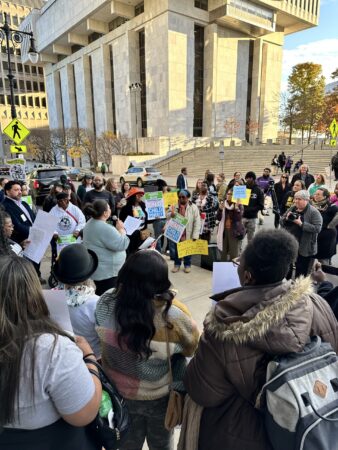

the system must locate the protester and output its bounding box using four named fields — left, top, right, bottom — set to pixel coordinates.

left=20, top=182, right=30, bottom=197
left=0, top=210, right=30, bottom=256
left=169, top=189, right=201, bottom=273
left=2, top=180, right=44, bottom=282
left=256, top=168, right=274, bottom=224
left=331, top=151, right=338, bottom=181
left=280, top=179, right=305, bottom=214
left=176, top=167, right=188, bottom=190
left=83, top=175, right=115, bottom=214
left=0, top=255, right=102, bottom=450
left=0, top=177, right=9, bottom=203
left=76, top=174, right=94, bottom=202
left=291, top=164, right=315, bottom=188
left=43, top=181, right=64, bottom=212
left=330, top=182, right=338, bottom=207
left=308, top=173, right=327, bottom=197
left=227, top=171, right=245, bottom=190
left=312, top=262, right=338, bottom=320
left=52, top=244, right=101, bottom=358
left=284, top=155, right=293, bottom=174
left=216, top=189, right=244, bottom=260
left=293, top=158, right=303, bottom=173
left=153, top=180, right=168, bottom=252
left=83, top=200, right=129, bottom=295
left=281, top=190, right=322, bottom=277
left=311, top=188, right=338, bottom=264
left=49, top=192, right=86, bottom=254
left=216, top=173, right=227, bottom=202
left=101, top=162, right=107, bottom=176
left=184, top=229, right=338, bottom=450
left=96, top=250, right=199, bottom=450
left=119, top=187, right=149, bottom=255
left=273, top=174, right=291, bottom=228
left=205, top=173, right=217, bottom=199
left=192, top=179, right=204, bottom=198
left=242, top=172, right=264, bottom=243
left=63, top=184, right=82, bottom=209
left=278, top=151, right=286, bottom=172
left=192, top=181, right=217, bottom=241
left=105, top=177, right=124, bottom=211
left=270, top=154, right=279, bottom=175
